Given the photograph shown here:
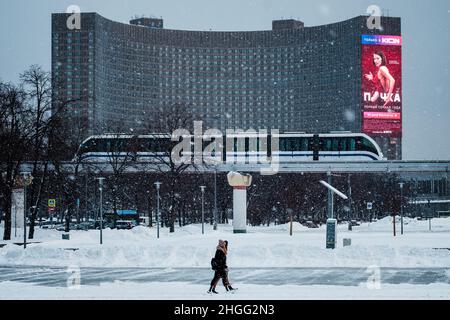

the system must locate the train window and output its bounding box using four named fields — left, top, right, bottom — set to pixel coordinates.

left=92, top=140, right=99, bottom=153
left=285, top=138, right=292, bottom=151
left=280, top=138, right=288, bottom=152
left=146, top=139, right=153, bottom=152
left=150, top=139, right=156, bottom=153
left=156, top=139, right=163, bottom=153
left=82, top=139, right=96, bottom=153
left=354, top=137, right=376, bottom=154
left=285, top=138, right=293, bottom=152
left=348, top=138, right=356, bottom=151
left=332, top=138, right=339, bottom=151
left=361, top=137, right=377, bottom=154
left=282, top=138, right=299, bottom=152
left=105, top=139, right=112, bottom=152
left=137, top=138, right=146, bottom=151
left=120, top=140, right=128, bottom=153
left=336, top=138, right=344, bottom=151
left=299, top=138, right=308, bottom=151
left=119, top=140, right=126, bottom=152
left=342, top=138, right=350, bottom=151
left=322, top=138, right=332, bottom=151
left=100, top=139, right=108, bottom=152
left=164, top=139, right=173, bottom=153
left=330, top=138, right=348, bottom=152
left=355, top=138, right=363, bottom=151
left=288, top=138, right=294, bottom=151
left=291, top=138, right=300, bottom=151
left=148, top=138, right=170, bottom=153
